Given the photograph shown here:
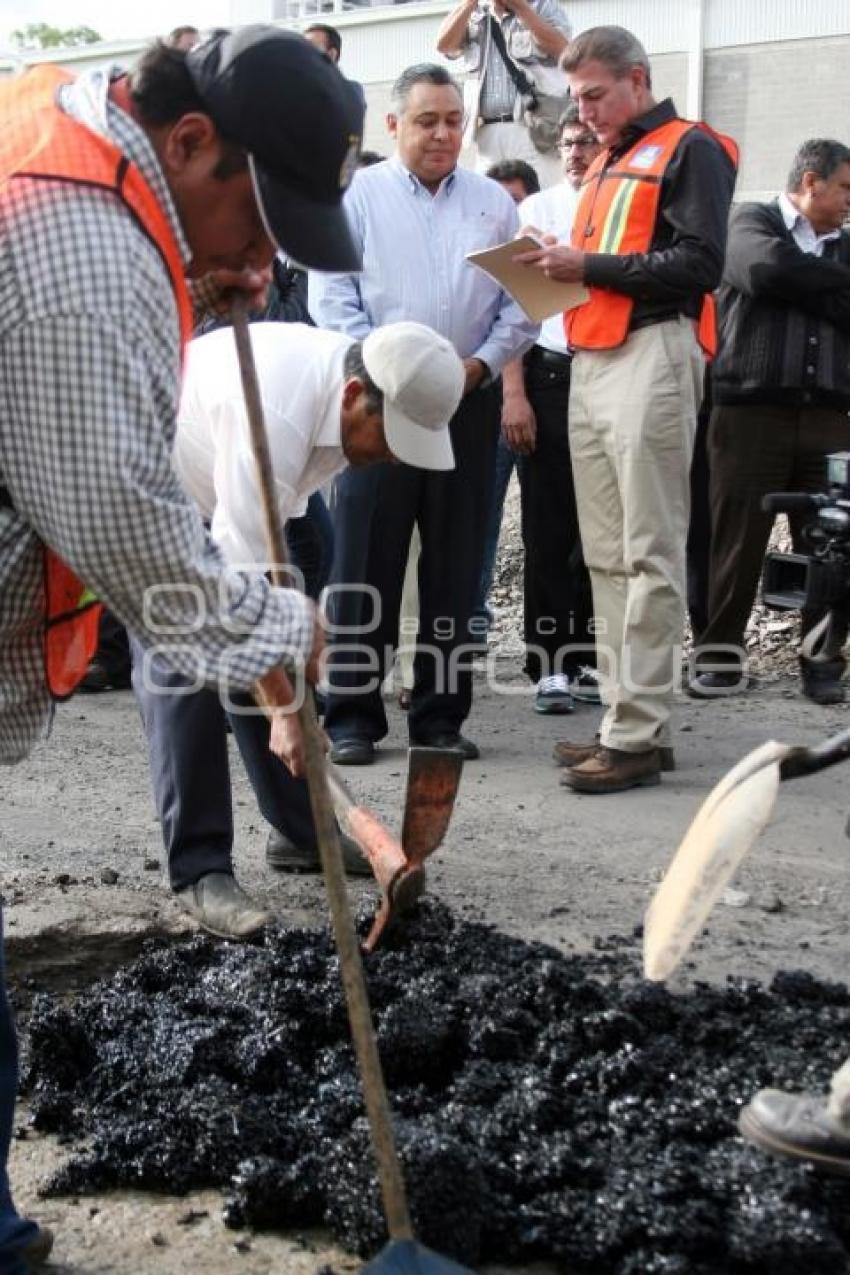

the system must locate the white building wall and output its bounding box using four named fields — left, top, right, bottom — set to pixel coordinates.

left=2, top=0, right=847, bottom=198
